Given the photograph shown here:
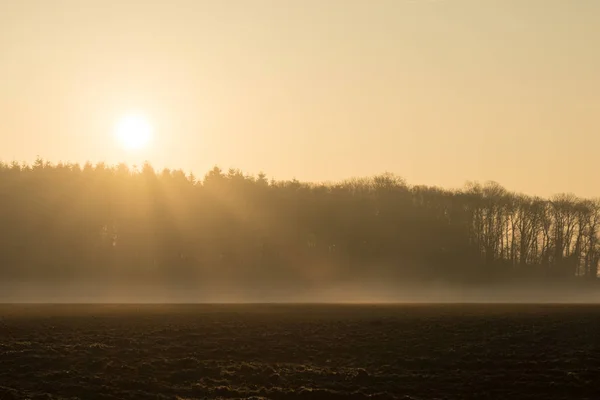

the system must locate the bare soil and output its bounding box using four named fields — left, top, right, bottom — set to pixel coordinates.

left=1, top=304, right=599, bottom=399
